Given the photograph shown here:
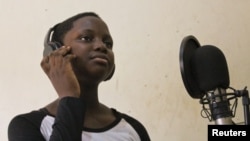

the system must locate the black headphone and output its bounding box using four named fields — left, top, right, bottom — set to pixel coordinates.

left=43, top=25, right=115, bottom=81
left=43, top=25, right=61, bottom=57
